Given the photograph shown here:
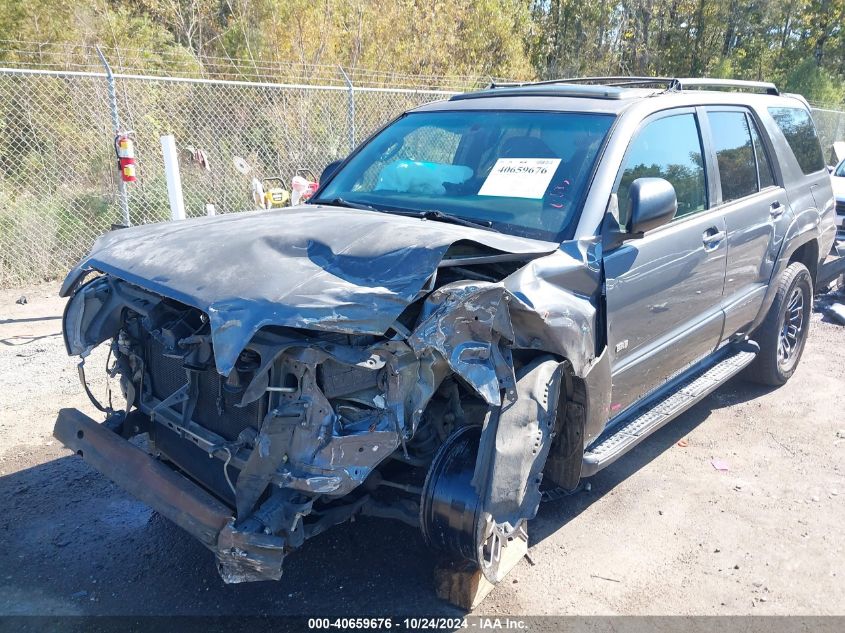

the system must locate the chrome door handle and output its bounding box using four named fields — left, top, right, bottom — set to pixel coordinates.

left=770, top=201, right=785, bottom=218
left=703, top=229, right=726, bottom=244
